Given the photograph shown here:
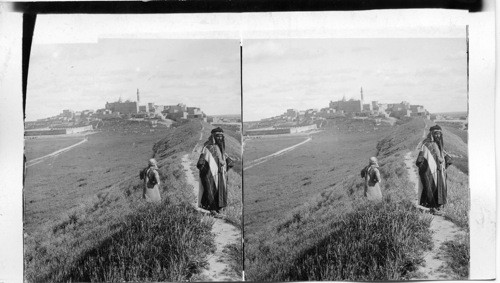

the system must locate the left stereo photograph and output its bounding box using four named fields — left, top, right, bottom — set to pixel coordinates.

left=23, top=15, right=242, bottom=282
